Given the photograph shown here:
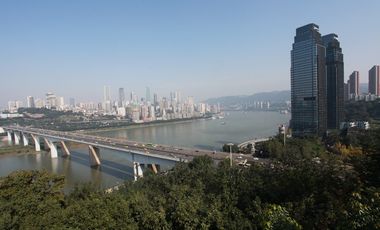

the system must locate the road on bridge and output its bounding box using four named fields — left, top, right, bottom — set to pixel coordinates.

left=4, top=126, right=256, bottom=164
